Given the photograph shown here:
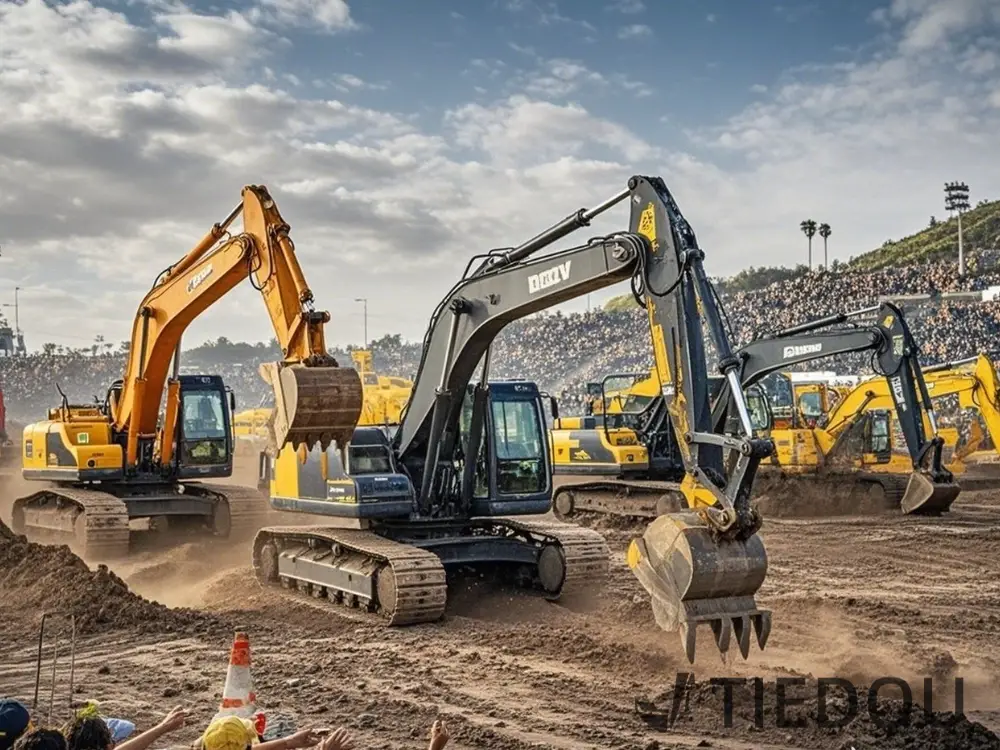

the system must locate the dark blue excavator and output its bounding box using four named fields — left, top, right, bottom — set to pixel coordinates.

left=253, top=176, right=774, bottom=662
